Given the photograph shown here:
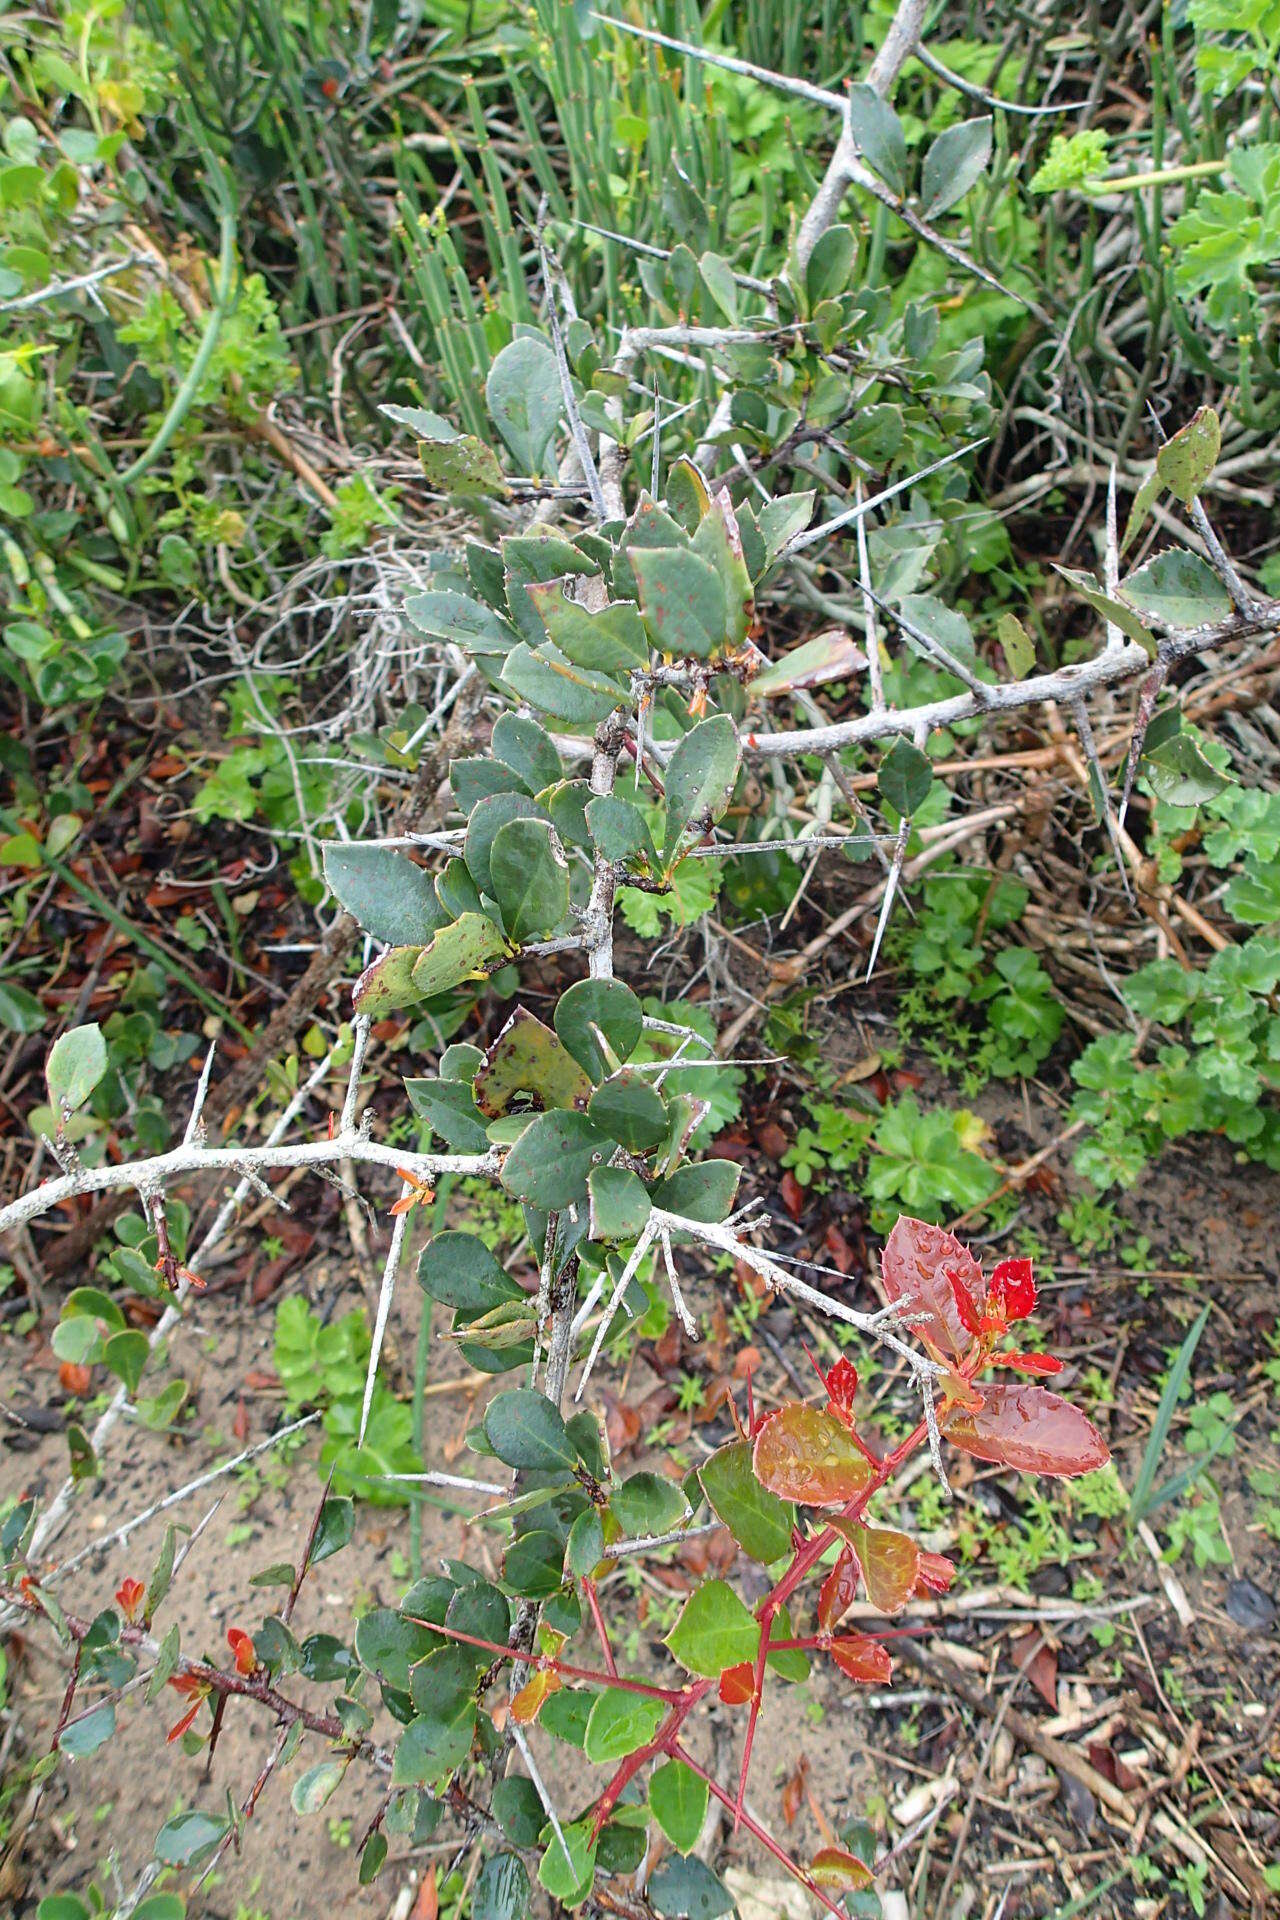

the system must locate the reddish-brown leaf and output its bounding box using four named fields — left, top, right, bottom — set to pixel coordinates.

left=829, top=1634, right=893, bottom=1686
left=834, top=1520, right=921, bottom=1615
left=818, top=1549, right=859, bottom=1631
left=1011, top=1628, right=1058, bottom=1710
left=779, top=1171, right=805, bottom=1221
left=780, top=1755, right=809, bottom=1828
left=752, top=1404, right=874, bottom=1507
left=412, top=1864, right=439, bottom=1920
left=822, top=1223, right=855, bottom=1274
left=944, top=1382, right=1109, bottom=1477
left=998, top=1350, right=1063, bottom=1377
left=880, top=1217, right=985, bottom=1364
left=991, top=1256, right=1036, bottom=1321
left=811, top=1846, right=873, bottom=1891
